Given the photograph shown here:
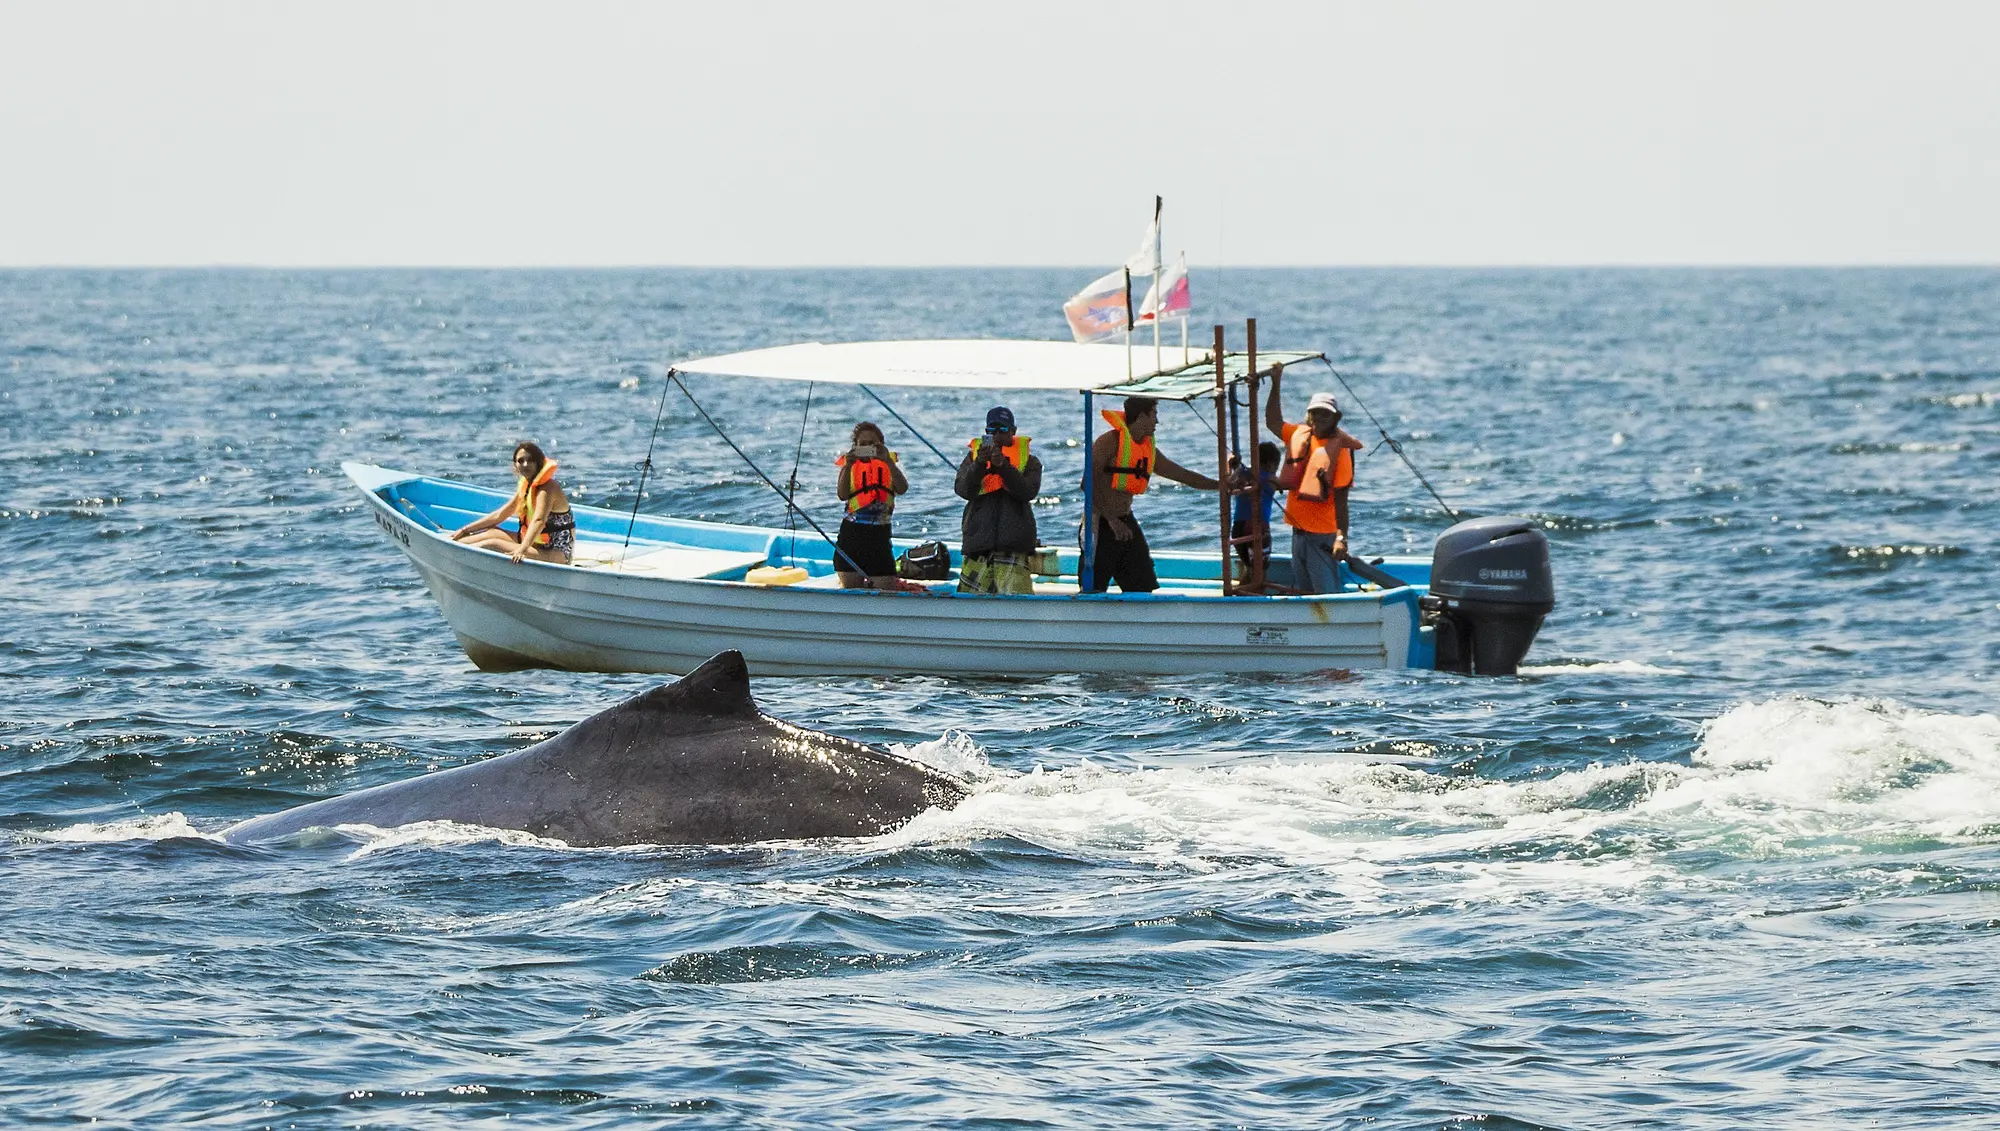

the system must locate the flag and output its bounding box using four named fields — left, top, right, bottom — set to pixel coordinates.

left=1137, top=252, right=1191, bottom=323
left=1063, top=268, right=1131, bottom=343
left=1123, top=200, right=1161, bottom=274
